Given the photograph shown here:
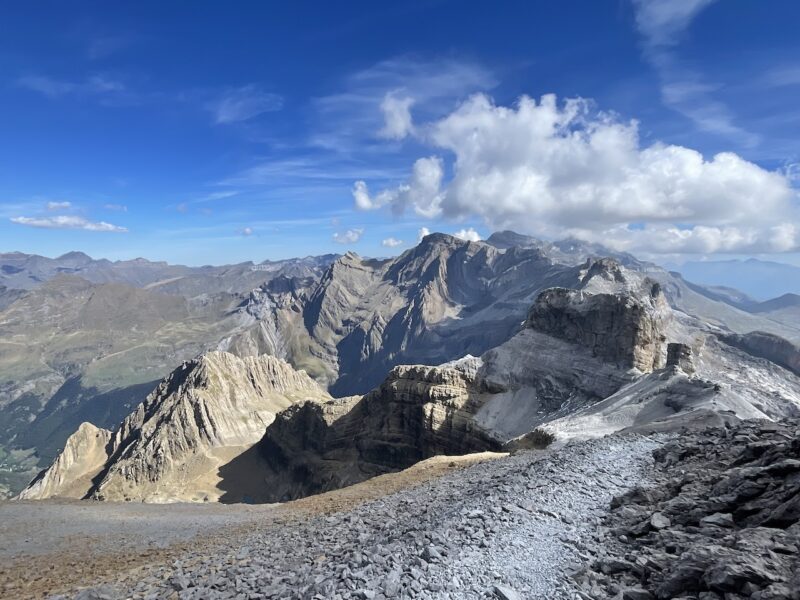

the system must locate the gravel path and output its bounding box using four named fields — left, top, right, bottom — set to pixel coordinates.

left=63, top=434, right=663, bottom=600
